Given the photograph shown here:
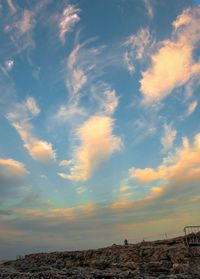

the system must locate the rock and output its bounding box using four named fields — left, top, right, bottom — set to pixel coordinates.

left=0, top=236, right=200, bottom=278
